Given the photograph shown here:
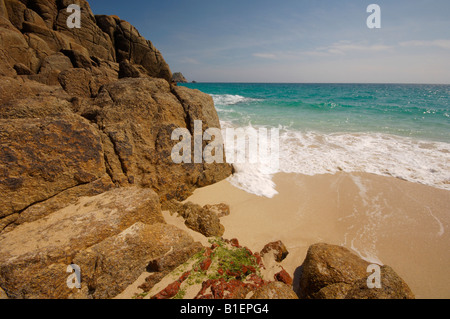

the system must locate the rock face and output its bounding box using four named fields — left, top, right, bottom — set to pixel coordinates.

left=73, top=222, right=196, bottom=299
left=172, top=72, right=188, bottom=83
left=0, top=1, right=232, bottom=233
left=0, top=187, right=166, bottom=299
left=0, top=0, right=232, bottom=299
left=0, top=0, right=172, bottom=83
left=297, top=243, right=415, bottom=299
left=95, top=14, right=172, bottom=81
left=0, top=116, right=109, bottom=232
left=92, top=77, right=231, bottom=200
